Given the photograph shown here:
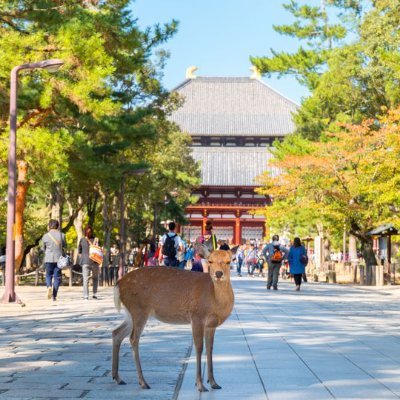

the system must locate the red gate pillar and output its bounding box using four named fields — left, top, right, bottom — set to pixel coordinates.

left=202, top=210, right=208, bottom=235
left=234, top=211, right=241, bottom=245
